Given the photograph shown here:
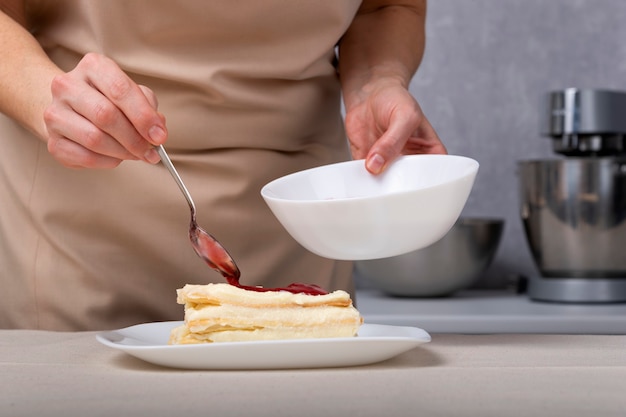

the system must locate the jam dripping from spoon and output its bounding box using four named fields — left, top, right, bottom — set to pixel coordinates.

left=192, top=225, right=328, bottom=296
